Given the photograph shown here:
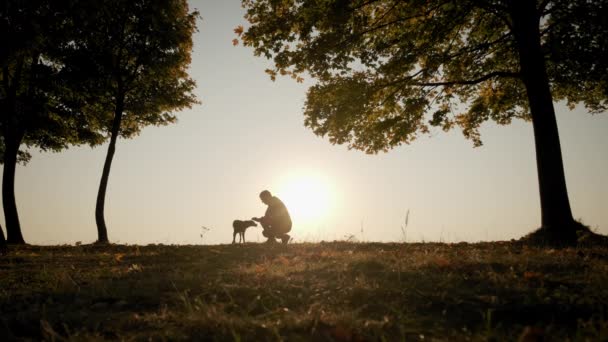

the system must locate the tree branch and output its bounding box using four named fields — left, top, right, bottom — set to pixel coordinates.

left=441, top=31, right=512, bottom=63
left=470, top=0, right=513, bottom=31
left=414, top=70, right=520, bottom=86
left=374, top=69, right=426, bottom=90
left=367, top=0, right=401, bottom=29
left=26, top=53, right=40, bottom=100
left=11, top=58, right=24, bottom=97
left=538, top=0, right=552, bottom=15
left=381, top=70, right=519, bottom=88
left=2, top=66, right=9, bottom=94
left=350, top=0, right=387, bottom=13
left=337, top=0, right=452, bottom=50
